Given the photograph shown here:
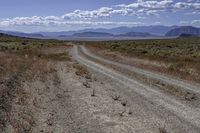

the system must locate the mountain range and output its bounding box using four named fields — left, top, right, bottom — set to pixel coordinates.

left=0, top=30, right=44, bottom=38
left=0, top=25, right=199, bottom=40
left=165, top=26, right=200, bottom=37
left=37, top=25, right=177, bottom=37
